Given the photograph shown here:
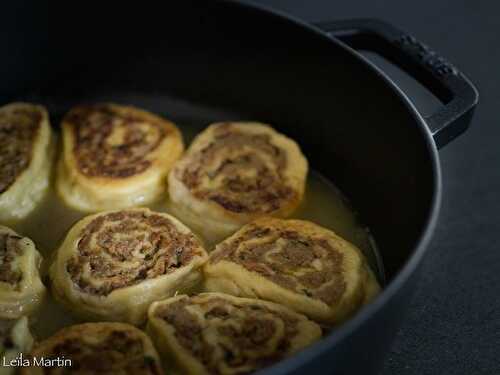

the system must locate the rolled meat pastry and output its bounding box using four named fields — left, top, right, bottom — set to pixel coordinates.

left=0, top=226, right=45, bottom=319
left=204, top=217, right=380, bottom=325
left=0, top=317, right=34, bottom=375
left=147, top=292, right=321, bottom=375
left=0, top=103, right=53, bottom=222
left=20, top=322, right=163, bottom=375
left=50, top=208, right=208, bottom=325
left=168, top=122, right=308, bottom=243
left=56, top=103, right=184, bottom=212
